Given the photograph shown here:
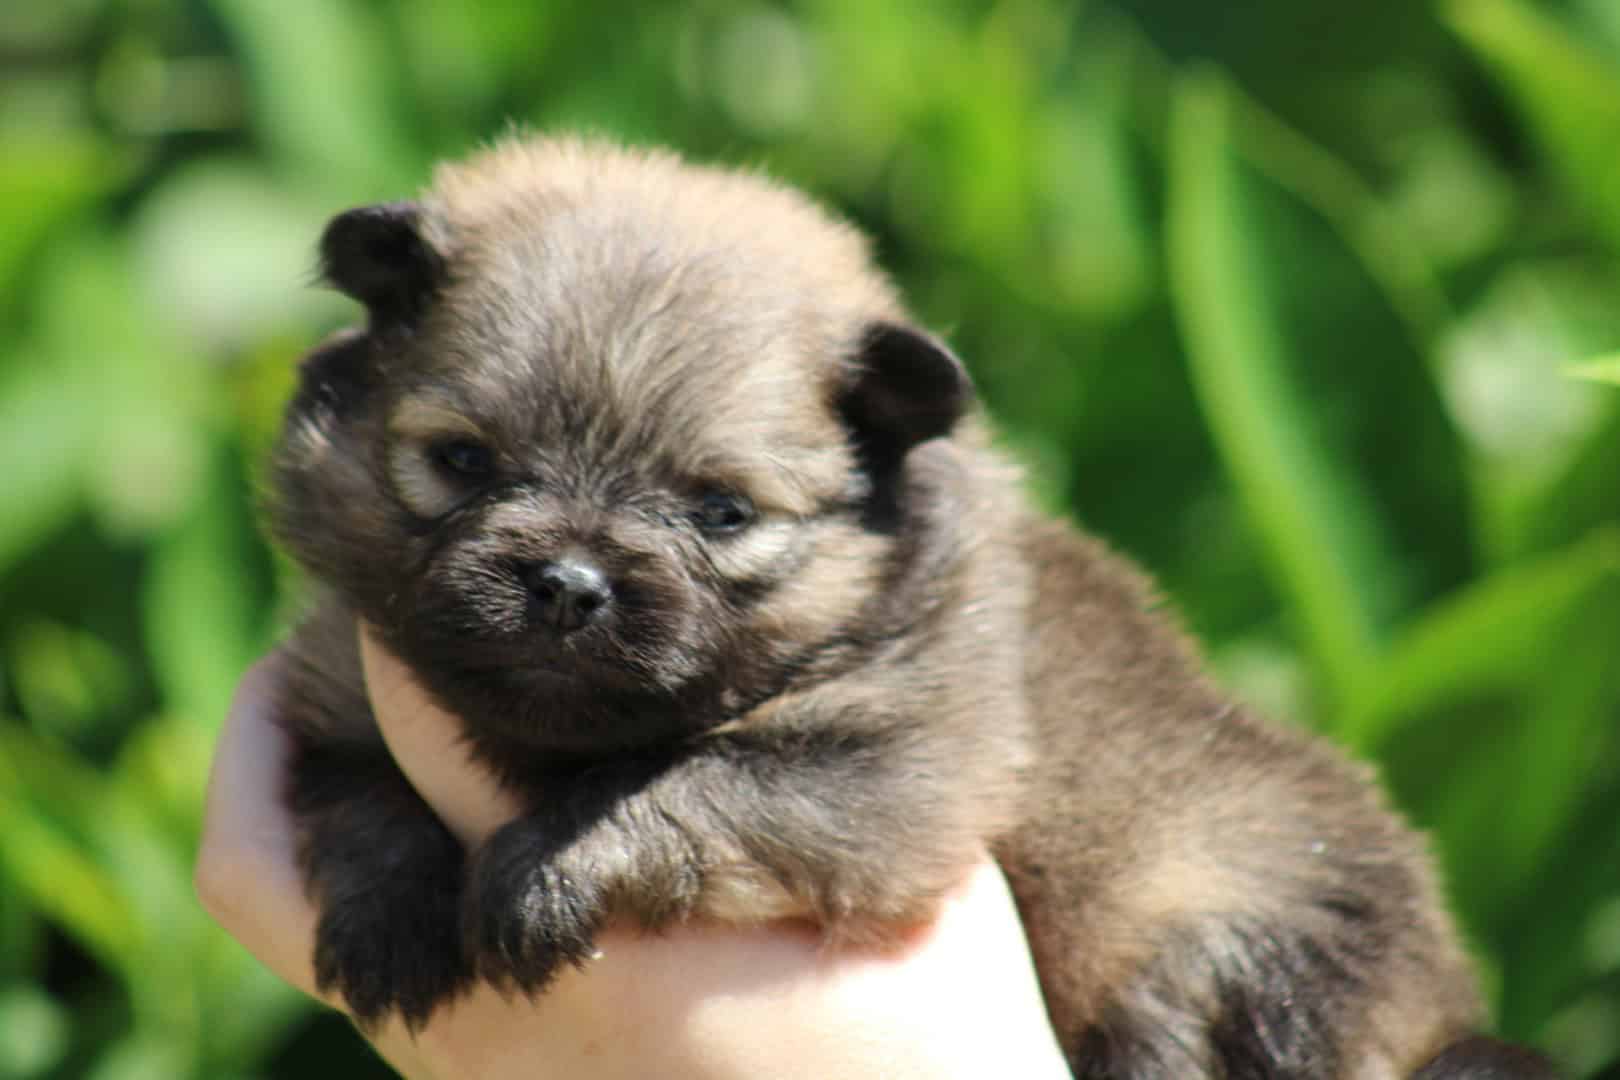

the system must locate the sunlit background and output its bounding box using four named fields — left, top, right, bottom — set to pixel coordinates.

left=3, top=0, right=1620, bottom=1076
